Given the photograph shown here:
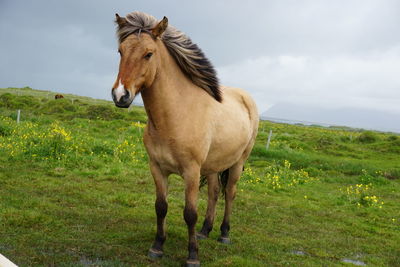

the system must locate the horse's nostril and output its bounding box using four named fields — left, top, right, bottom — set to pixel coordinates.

left=123, top=89, right=130, bottom=100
